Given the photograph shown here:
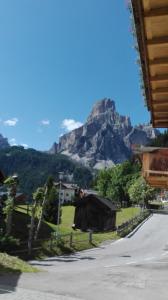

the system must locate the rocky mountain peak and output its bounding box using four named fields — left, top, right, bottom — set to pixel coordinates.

left=49, top=98, right=160, bottom=169
left=88, top=98, right=116, bottom=121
